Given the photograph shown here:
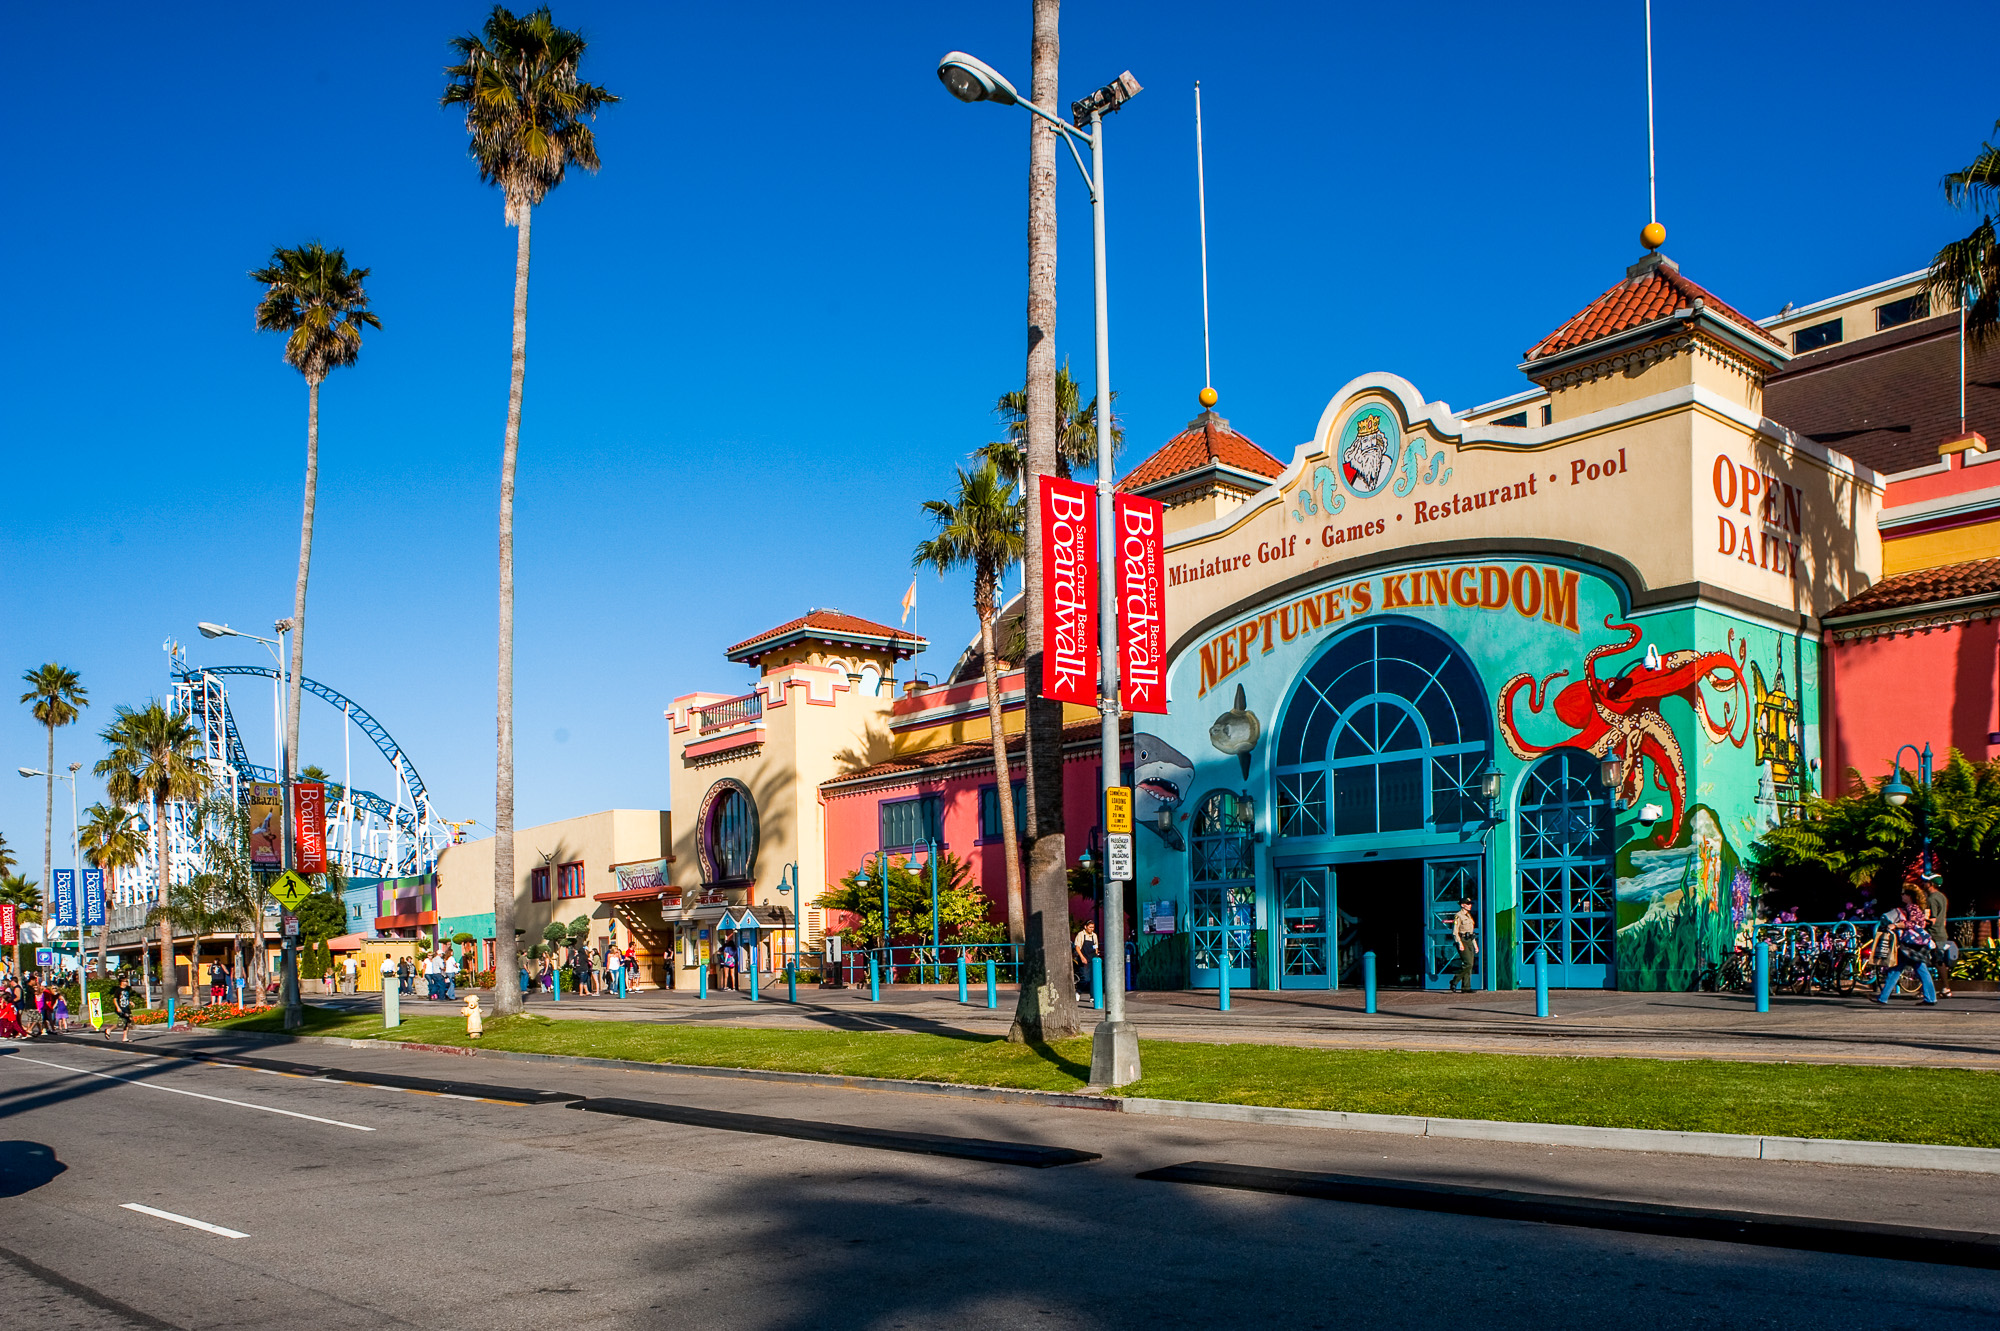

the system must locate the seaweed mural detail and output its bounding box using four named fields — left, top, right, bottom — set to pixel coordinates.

left=1614, top=805, right=1738, bottom=990
left=1497, top=618, right=1752, bottom=847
